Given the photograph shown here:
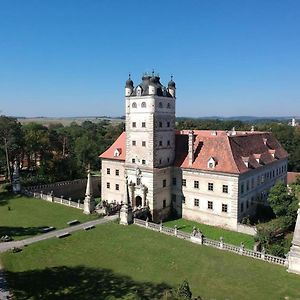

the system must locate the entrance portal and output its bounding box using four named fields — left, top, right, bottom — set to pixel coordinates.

left=135, top=196, right=142, bottom=207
